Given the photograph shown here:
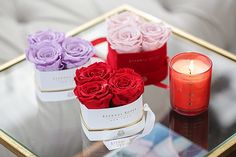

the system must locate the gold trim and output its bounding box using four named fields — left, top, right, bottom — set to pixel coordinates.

left=0, top=130, right=37, bottom=157
left=37, top=86, right=74, bottom=93
left=124, top=5, right=236, bottom=62
left=0, top=4, right=127, bottom=72
left=0, top=54, right=25, bottom=72
left=66, top=4, right=128, bottom=37
left=0, top=4, right=235, bottom=72
left=207, top=134, right=236, bottom=157
left=0, top=4, right=235, bottom=156
left=80, top=111, right=144, bottom=131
